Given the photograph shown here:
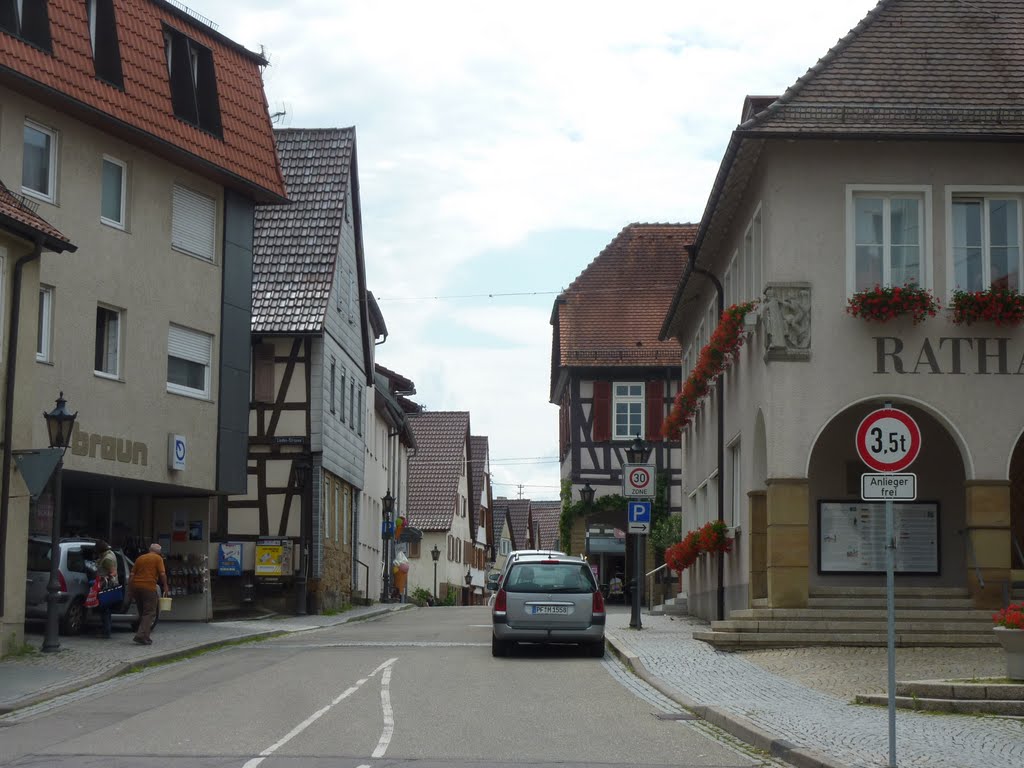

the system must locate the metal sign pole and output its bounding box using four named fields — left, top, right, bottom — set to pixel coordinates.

left=885, top=496, right=896, bottom=767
